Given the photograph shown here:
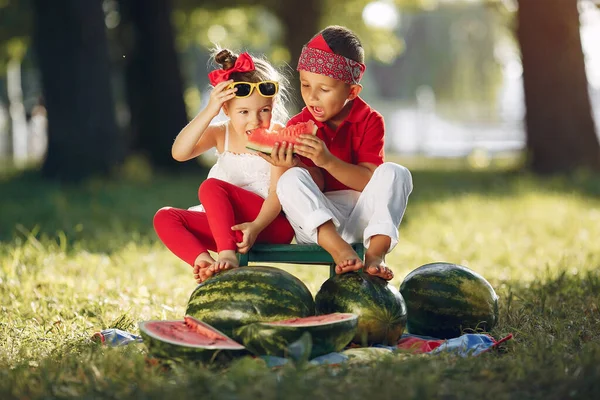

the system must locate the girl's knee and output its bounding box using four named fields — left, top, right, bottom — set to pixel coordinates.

left=153, top=206, right=175, bottom=229
left=198, top=178, right=222, bottom=202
